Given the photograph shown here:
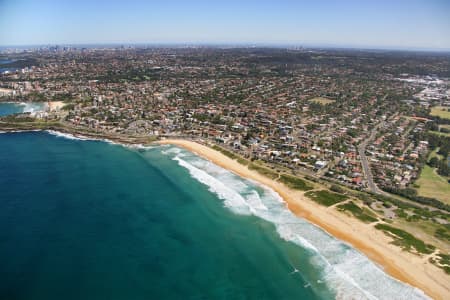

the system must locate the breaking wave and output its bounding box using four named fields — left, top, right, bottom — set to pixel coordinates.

left=45, top=130, right=155, bottom=151
left=163, top=146, right=429, bottom=300
left=0, top=129, right=41, bottom=134
left=46, top=130, right=94, bottom=141
left=19, top=102, right=46, bottom=113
